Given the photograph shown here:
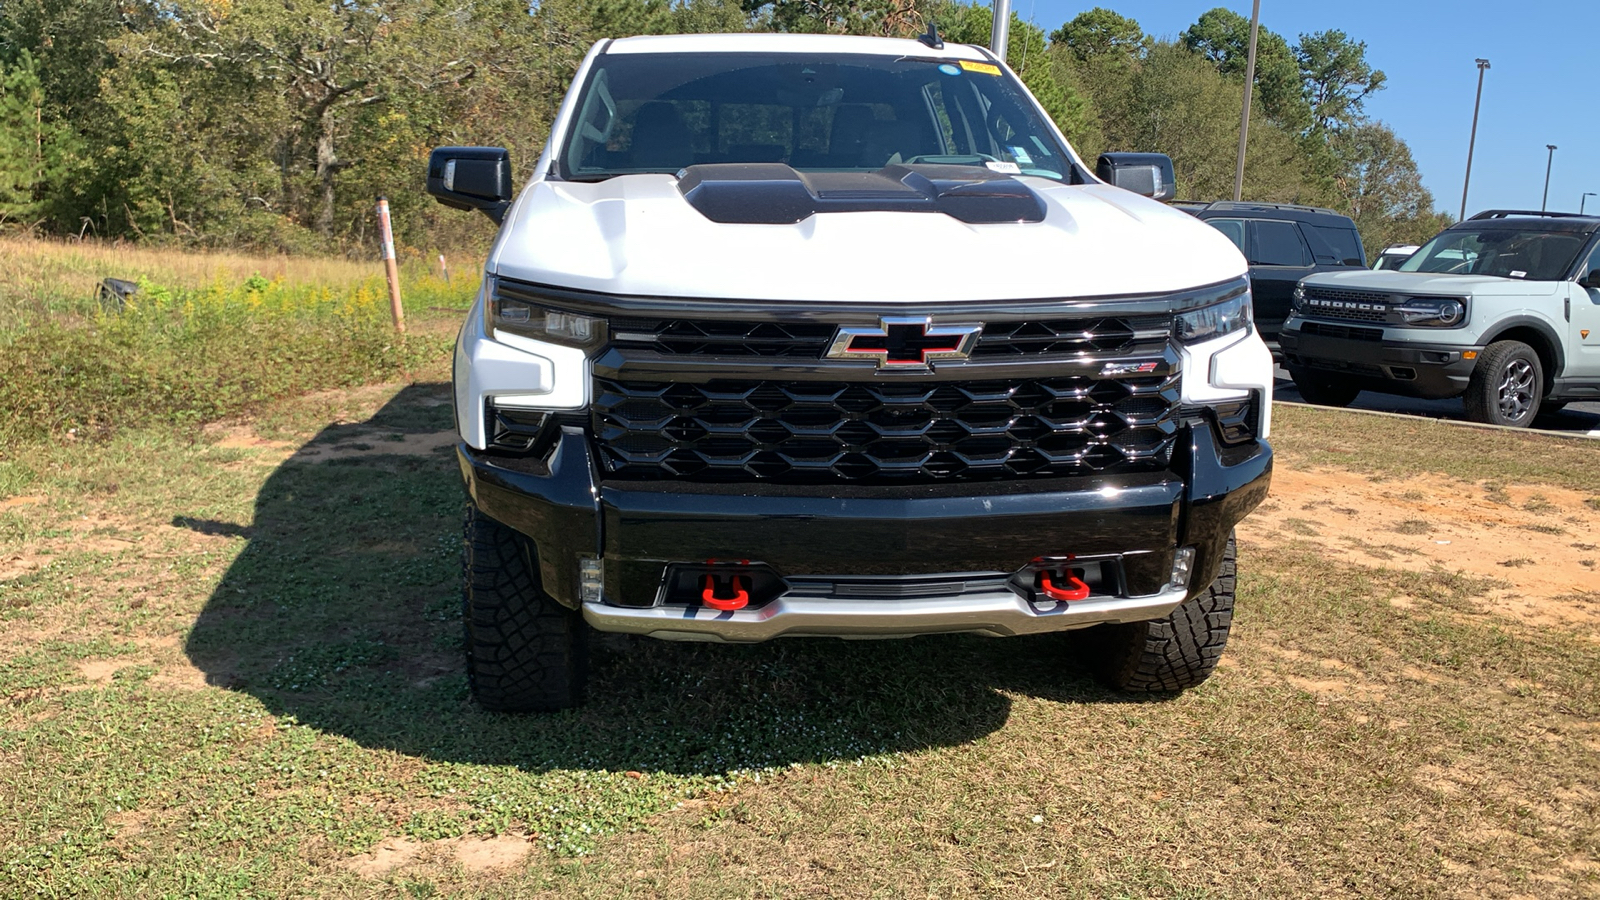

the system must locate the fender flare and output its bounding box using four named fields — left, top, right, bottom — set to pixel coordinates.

left=1479, top=315, right=1566, bottom=378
